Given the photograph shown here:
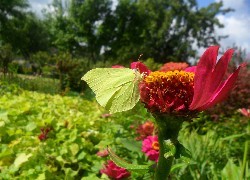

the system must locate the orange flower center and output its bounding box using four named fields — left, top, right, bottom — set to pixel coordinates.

left=144, top=70, right=194, bottom=112
left=152, top=141, right=159, bottom=151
